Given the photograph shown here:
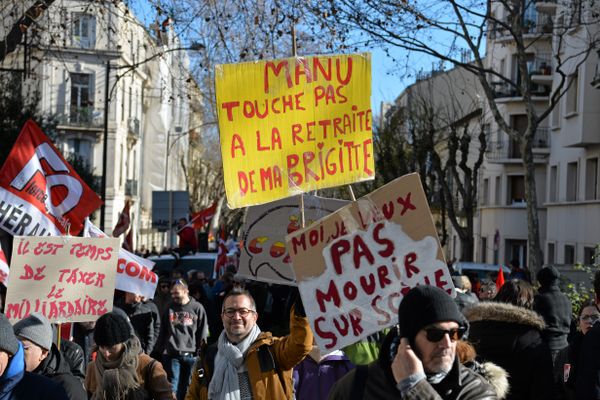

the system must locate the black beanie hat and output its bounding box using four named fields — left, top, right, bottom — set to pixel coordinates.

left=94, top=312, right=131, bottom=347
left=0, top=313, right=19, bottom=355
left=398, top=285, right=468, bottom=342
